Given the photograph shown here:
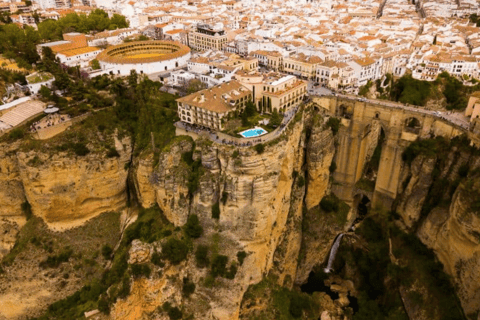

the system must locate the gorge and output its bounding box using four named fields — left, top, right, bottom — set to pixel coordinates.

left=0, top=96, right=479, bottom=320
